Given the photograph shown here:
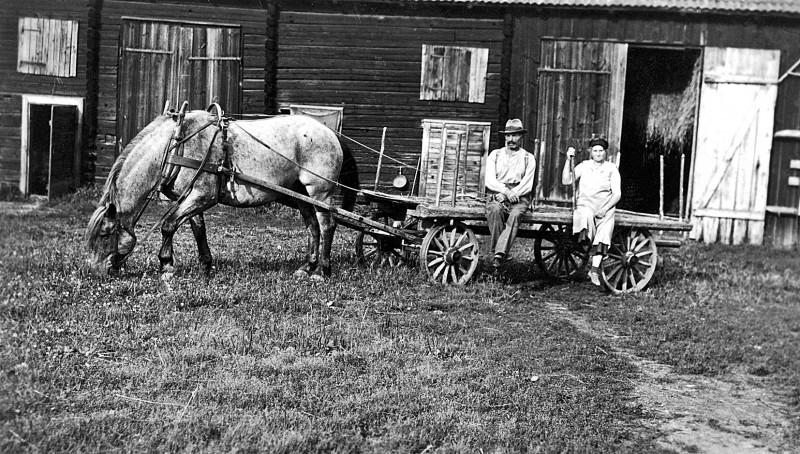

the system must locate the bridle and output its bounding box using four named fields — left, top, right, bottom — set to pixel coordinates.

left=105, top=102, right=225, bottom=268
